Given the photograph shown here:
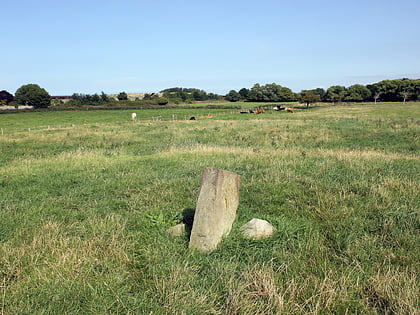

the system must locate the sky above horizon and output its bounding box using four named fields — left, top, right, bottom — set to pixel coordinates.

left=2, top=0, right=420, bottom=95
